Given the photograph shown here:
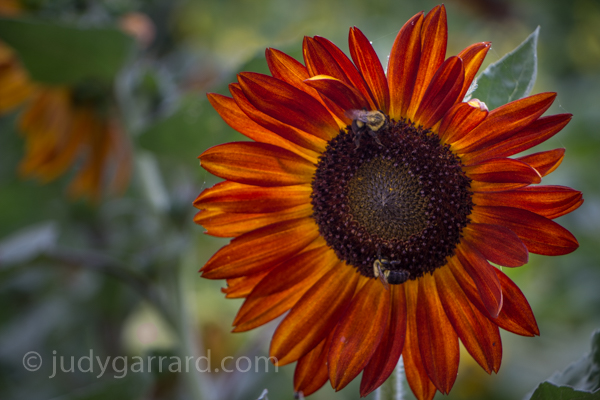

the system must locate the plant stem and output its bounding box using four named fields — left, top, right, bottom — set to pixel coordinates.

left=375, top=356, right=405, bottom=400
